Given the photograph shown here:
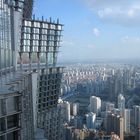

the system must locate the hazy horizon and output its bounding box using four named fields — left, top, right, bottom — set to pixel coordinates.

left=57, top=58, right=140, bottom=65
